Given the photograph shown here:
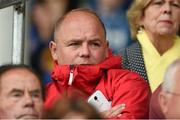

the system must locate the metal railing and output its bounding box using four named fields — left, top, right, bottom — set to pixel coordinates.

left=0, top=0, right=26, bottom=64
